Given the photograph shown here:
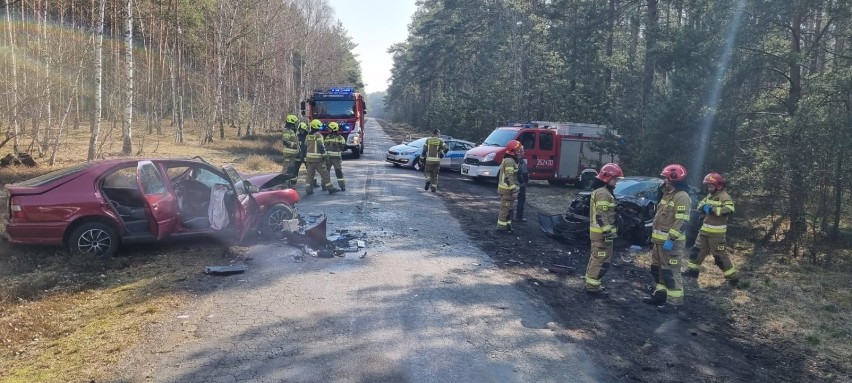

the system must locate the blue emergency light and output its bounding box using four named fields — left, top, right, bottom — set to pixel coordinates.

left=328, top=87, right=354, bottom=94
